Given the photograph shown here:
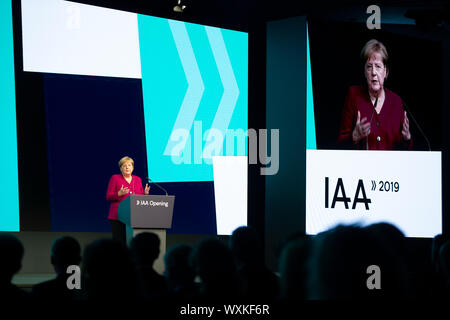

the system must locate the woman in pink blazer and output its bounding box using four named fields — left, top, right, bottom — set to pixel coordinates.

left=106, top=156, right=150, bottom=243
